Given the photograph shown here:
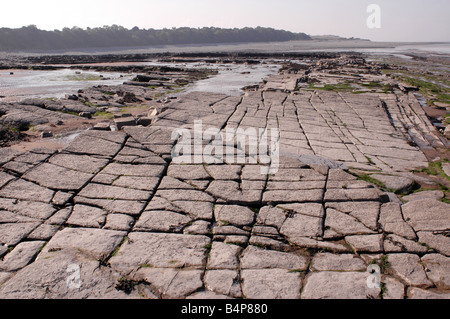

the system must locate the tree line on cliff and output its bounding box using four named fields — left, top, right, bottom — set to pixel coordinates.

left=0, top=25, right=311, bottom=51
